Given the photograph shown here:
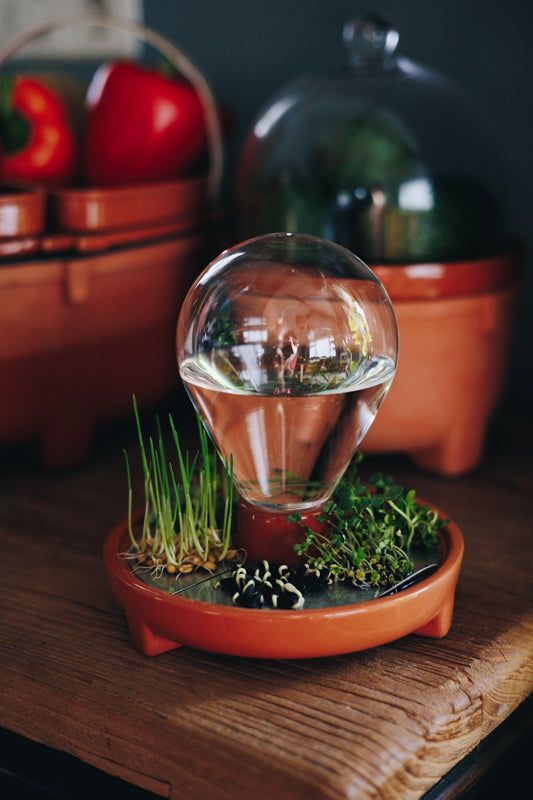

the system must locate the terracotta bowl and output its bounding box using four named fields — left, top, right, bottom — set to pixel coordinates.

left=103, top=504, right=464, bottom=659
left=0, top=19, right=225, bottom=467
left=50, top=176, right=211, bottom=234
left=364, top=251, right=521, bottom=475
left=0, top=184, right=46, bottom=257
